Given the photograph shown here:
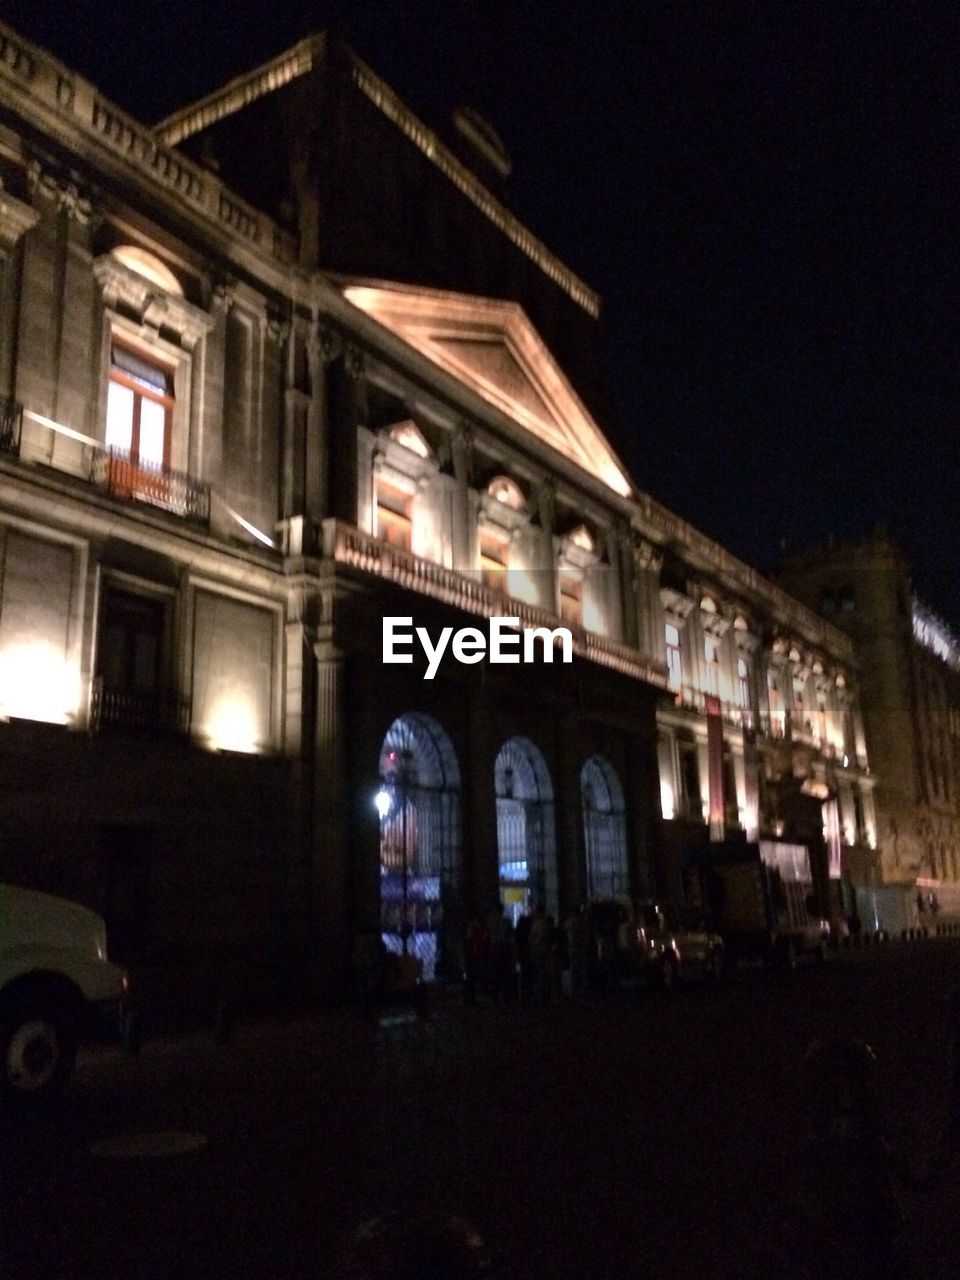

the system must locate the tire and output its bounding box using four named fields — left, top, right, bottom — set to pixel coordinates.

left=0, top=984, right=80, bottom=1107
